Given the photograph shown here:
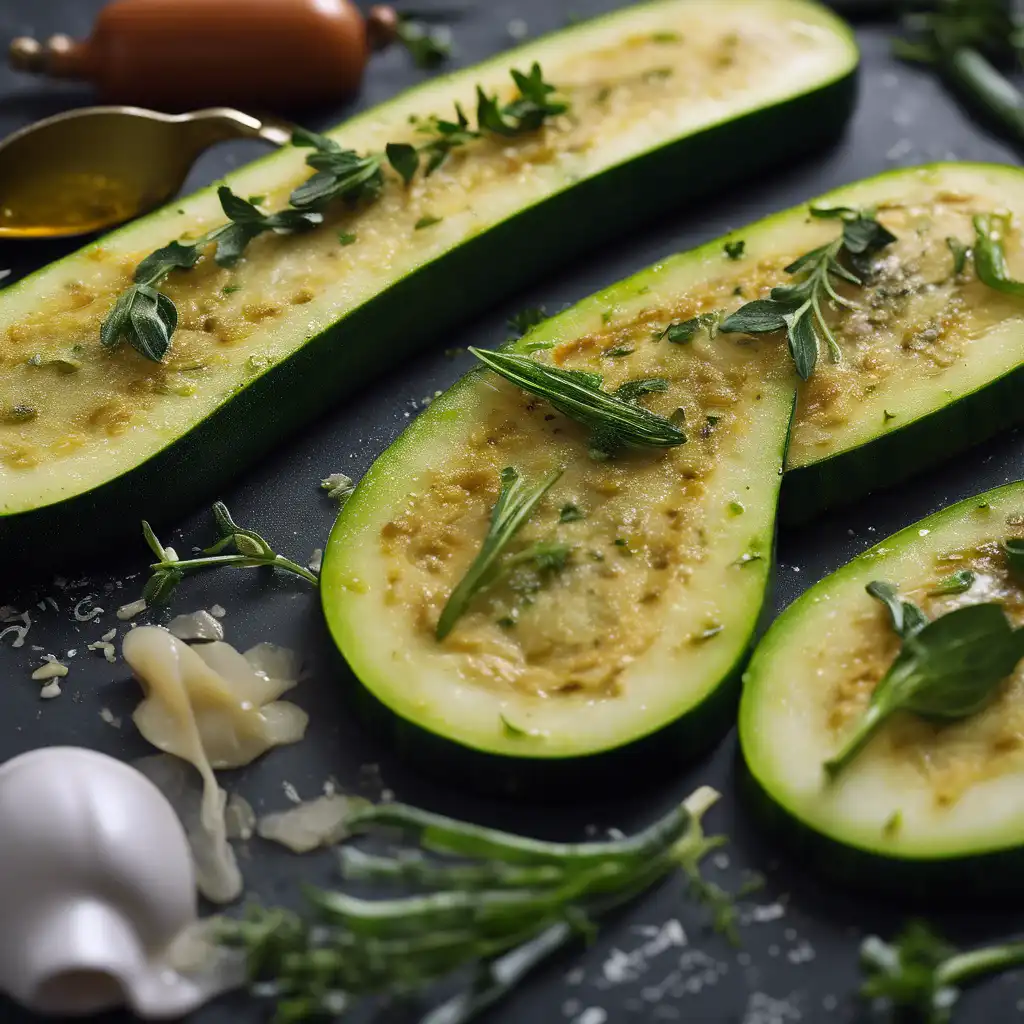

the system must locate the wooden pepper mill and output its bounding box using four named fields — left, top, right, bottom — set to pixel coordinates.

left=9, top=0, right=403, bottom=110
